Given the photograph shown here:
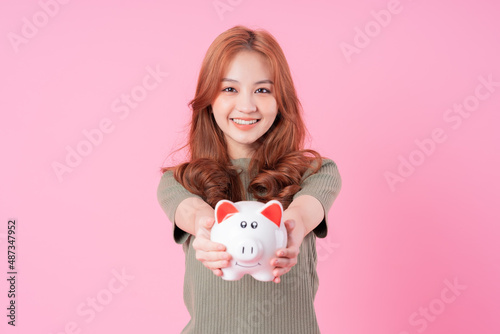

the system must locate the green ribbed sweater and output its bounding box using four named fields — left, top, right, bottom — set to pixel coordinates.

left=157, top=158, right=342, bottom=334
